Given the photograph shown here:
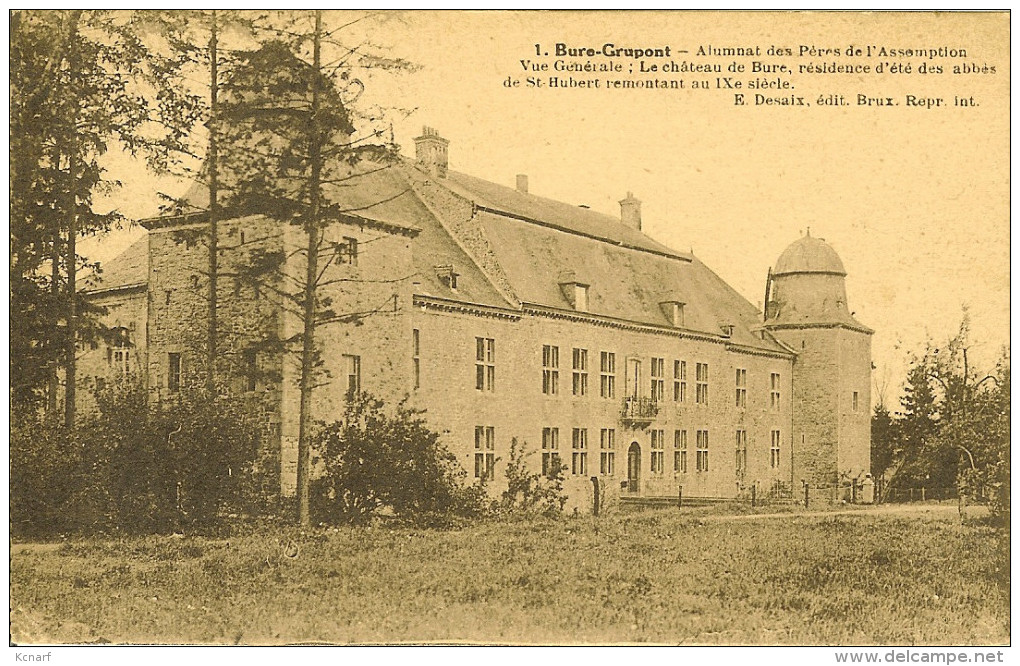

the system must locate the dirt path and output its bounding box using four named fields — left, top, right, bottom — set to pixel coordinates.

left=10, top=542, right=63, bottom=555
left=703, top=502, right=979, bottom=522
